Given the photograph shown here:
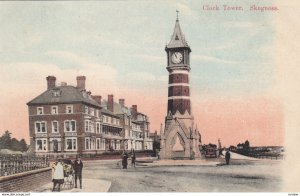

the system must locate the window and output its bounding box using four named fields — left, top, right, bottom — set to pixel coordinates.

left=50, top=138, right=61, bottom=152
left=101, top=139, right=106, bottom=150
left=96, top=138, right=101, bottom=150
left=36, top=139, right=47, bottom=151
left=96, top=122, right=101, bottom=133
left=85, top=120, right=90, bottom=132
left=90, top=108, right=95, bottom=116
left=96, top=110, right=99, bottom=117
left=90, top=121, right=94, bottom=133
left=52, top=121, right=59, bottom=133
left=51, top=106, right=58, bottom=114
left=64, top=120, right=76, bottom=132
left=65, top=138, right=77, bottom=151
left=85, top=106, right=89, bottom=114
left=116, top=140, right=120, bottom=150
left=37, top=107, right=44, bottom=115
left=91, top=138, right=95, bottom=150
left=85, top=138, right=90, bottom=150
left=53, top=90, right=61, bottom=97
left=110, top=140, right=115, bottom=150
left=35, top=122, right=47, bottom=133
left=66, top=105, right=73, bottom=114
